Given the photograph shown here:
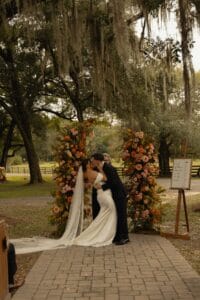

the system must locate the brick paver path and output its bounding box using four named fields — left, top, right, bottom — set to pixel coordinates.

left=12, top=234, right=200, bottom=300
